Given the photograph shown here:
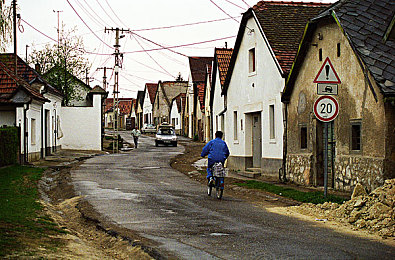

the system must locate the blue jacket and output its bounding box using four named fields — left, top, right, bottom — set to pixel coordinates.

left=201, top=138, right=230, bottom=167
